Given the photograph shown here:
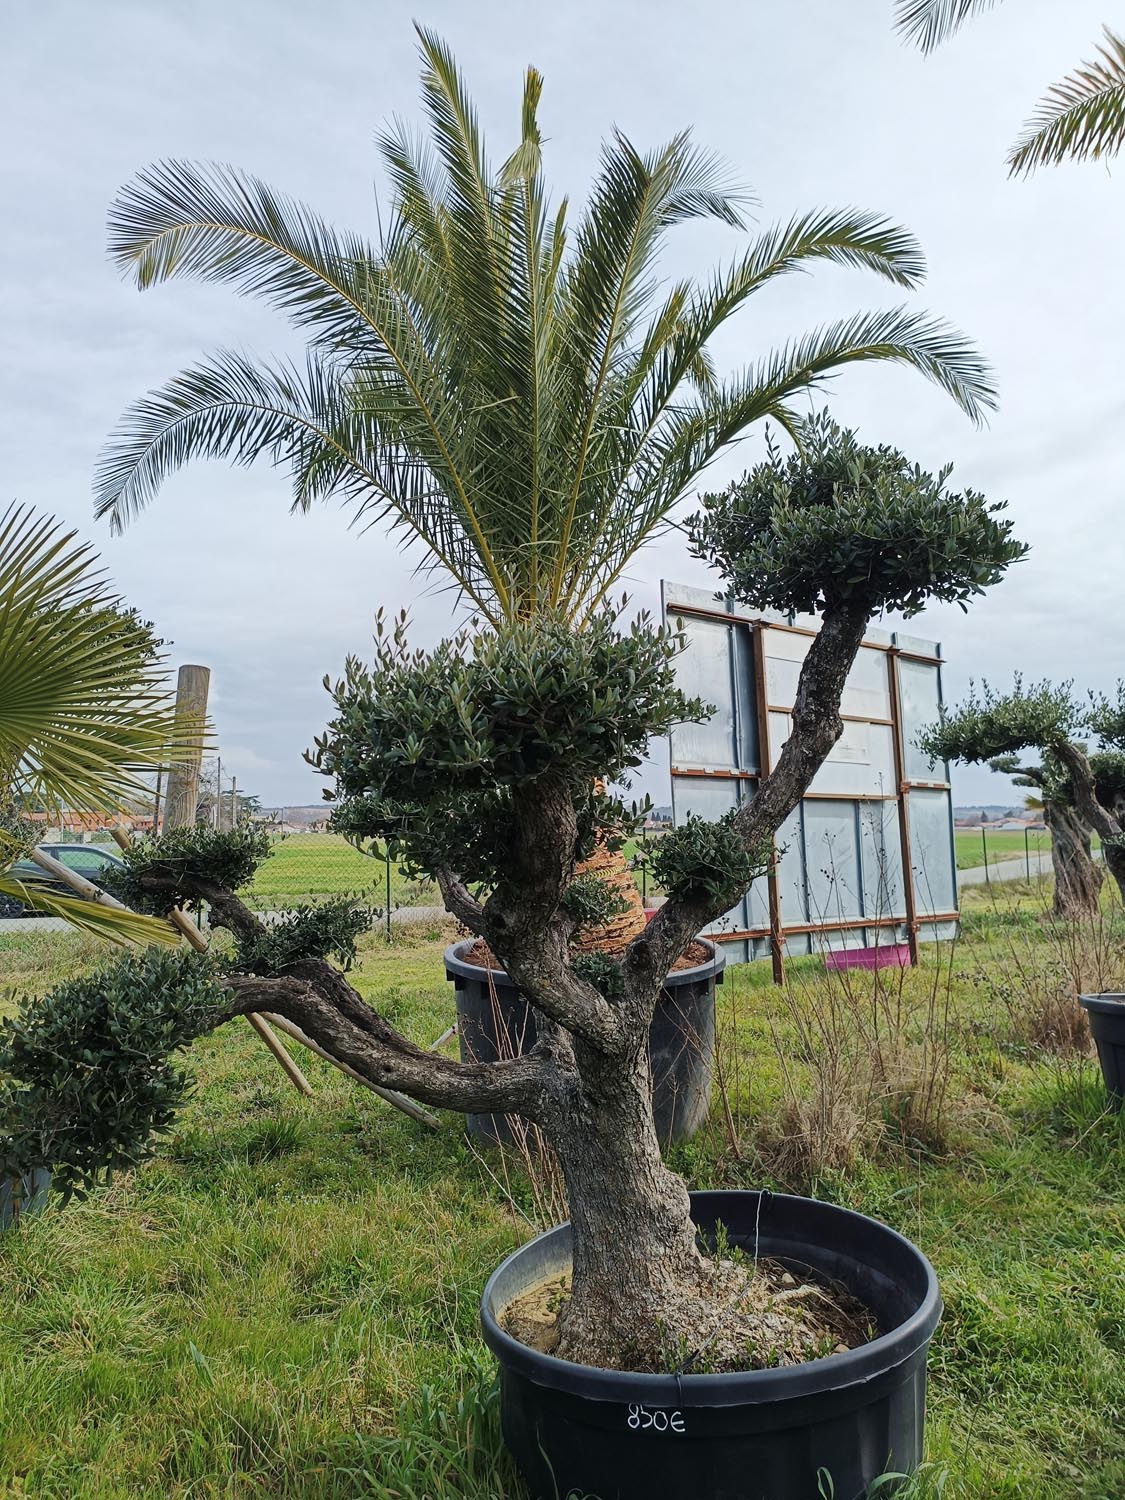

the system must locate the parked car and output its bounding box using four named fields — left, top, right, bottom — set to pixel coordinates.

left=0, top=843, right=125, bottom=917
